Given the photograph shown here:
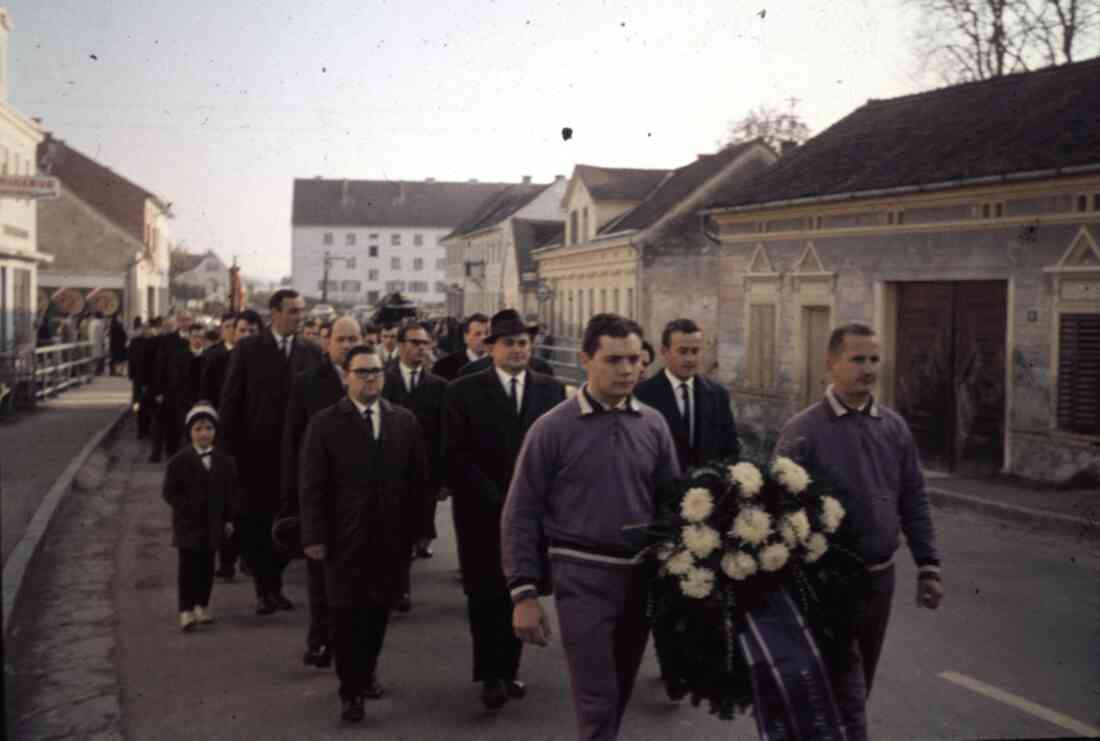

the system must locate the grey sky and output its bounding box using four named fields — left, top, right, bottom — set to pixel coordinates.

left=11, top=0, right=925, bottom=281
